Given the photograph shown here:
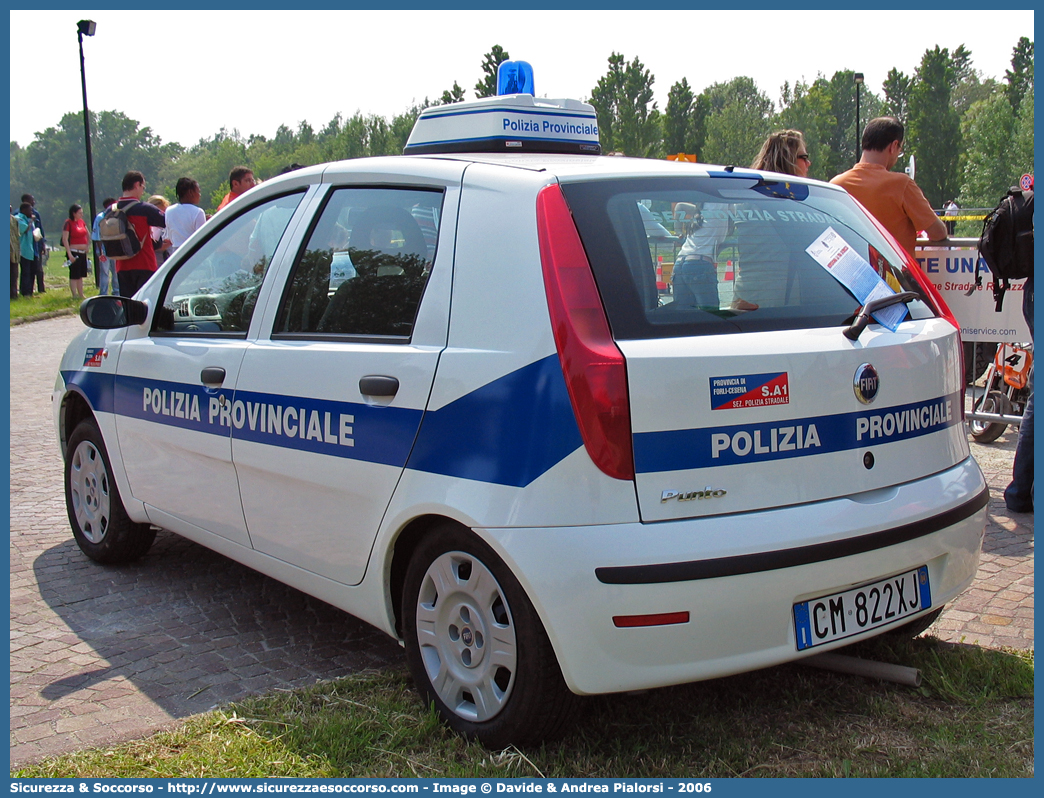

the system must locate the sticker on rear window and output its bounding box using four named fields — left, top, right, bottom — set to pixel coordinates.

left=710, top=372, right=790, bottom=410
